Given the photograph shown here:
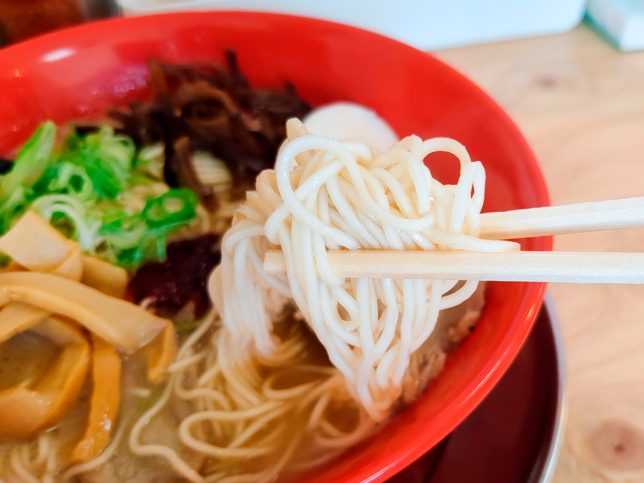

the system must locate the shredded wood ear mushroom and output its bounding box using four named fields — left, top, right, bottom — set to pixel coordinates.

left=0, top=210, right=177, bottom=455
